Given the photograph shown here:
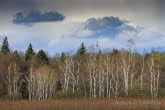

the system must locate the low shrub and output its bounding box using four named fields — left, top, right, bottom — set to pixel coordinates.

left=2, top=93, right=22, bottom=100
